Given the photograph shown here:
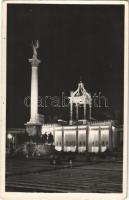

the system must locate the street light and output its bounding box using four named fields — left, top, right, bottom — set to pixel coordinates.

left=7, top=134, right=13, bottom=140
